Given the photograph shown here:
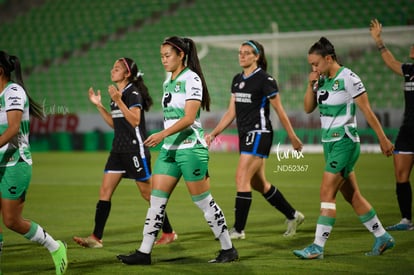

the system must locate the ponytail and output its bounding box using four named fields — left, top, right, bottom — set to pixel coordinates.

left=162, top=36, right=211, bottom=111
left=0, top=51, right=44, bottom=119
left=119, top=57, right=153, bottom=112
left=308, top=37, right=338, bottom=62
